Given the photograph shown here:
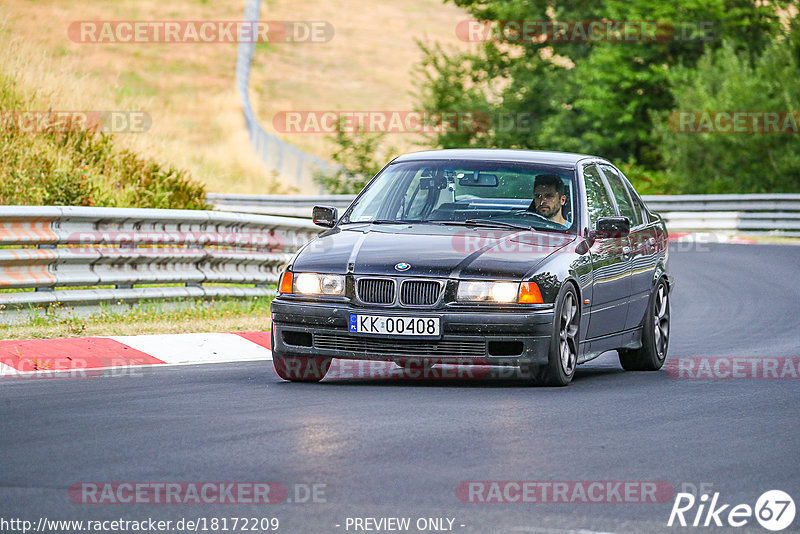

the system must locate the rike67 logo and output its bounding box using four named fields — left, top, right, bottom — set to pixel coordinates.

left=668, top=489, right=796, bottom=531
